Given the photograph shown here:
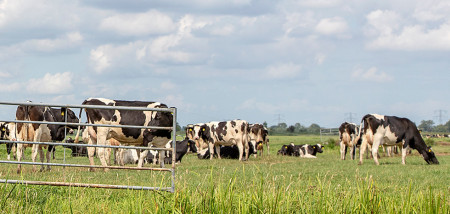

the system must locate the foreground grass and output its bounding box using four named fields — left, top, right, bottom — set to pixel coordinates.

left=0, top=135, right=448, bottom=213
